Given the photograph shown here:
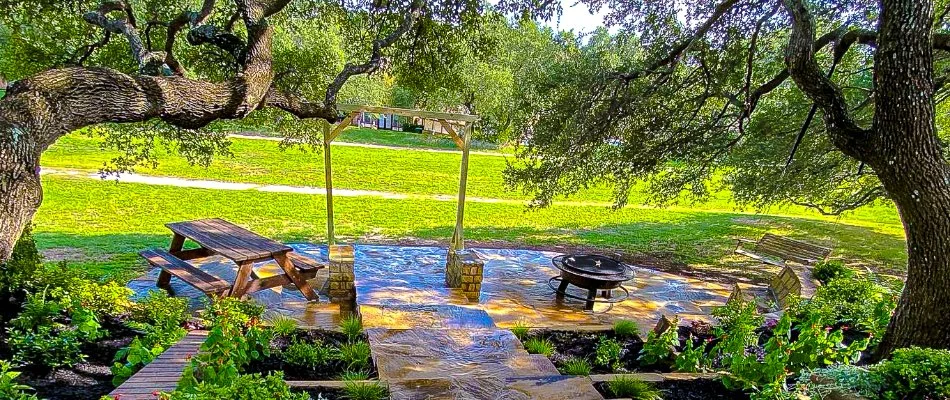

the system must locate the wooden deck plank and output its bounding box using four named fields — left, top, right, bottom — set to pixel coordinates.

left=108, top=331, right=207, bottom=398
